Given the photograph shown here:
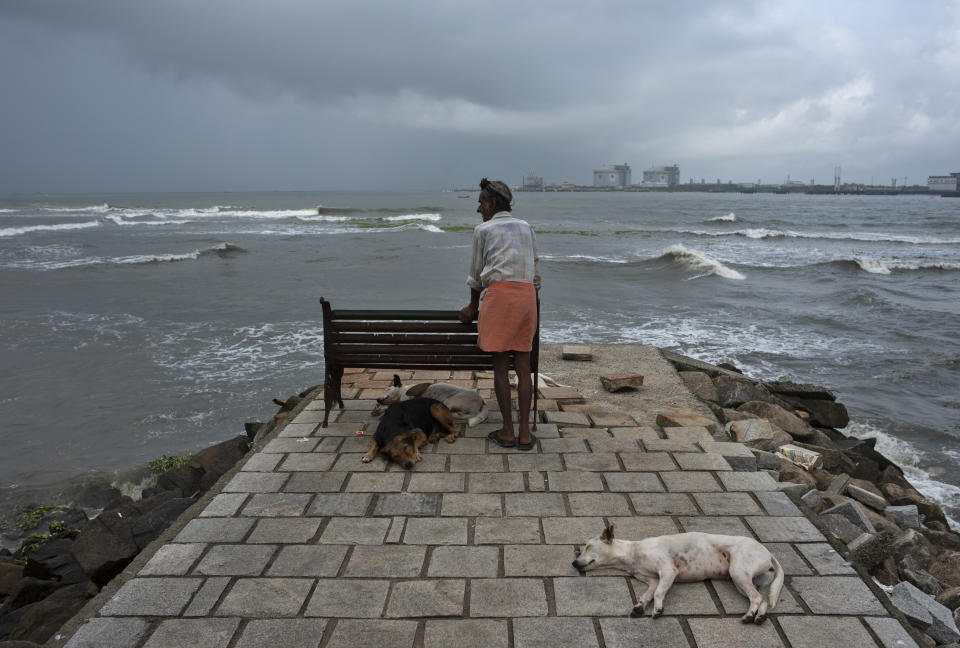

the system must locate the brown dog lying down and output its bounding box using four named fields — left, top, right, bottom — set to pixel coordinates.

left=361, top=397, right=460, bottom=469
left=573, top=525, right=784, bottom=623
